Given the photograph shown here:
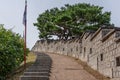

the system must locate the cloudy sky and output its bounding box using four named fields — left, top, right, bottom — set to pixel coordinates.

left=0, top=0, right=120, bottom=49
